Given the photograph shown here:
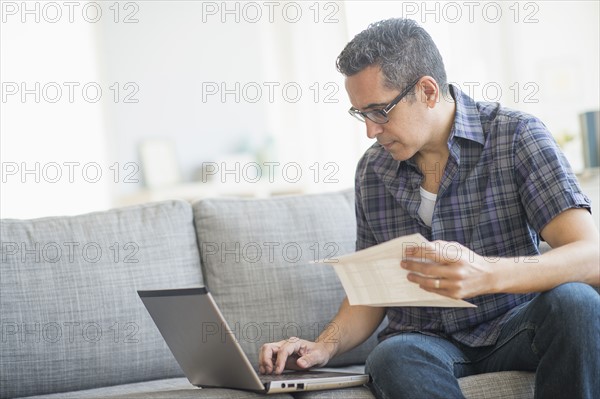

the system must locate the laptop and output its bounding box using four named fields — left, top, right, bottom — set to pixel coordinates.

left=137, top=287, right=370, bottom=394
